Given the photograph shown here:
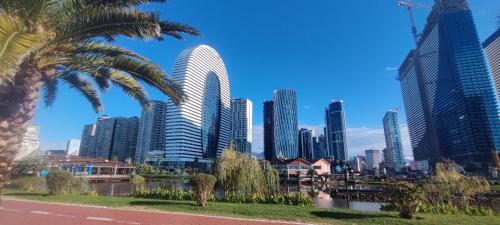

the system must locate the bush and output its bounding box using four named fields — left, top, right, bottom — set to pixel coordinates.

left=131, top=175, right=145, bottom=192
left=65, top=177, right=90, bottom=194
left=46, top=170, right=72, bottom=195
left=192, top=173, right=217, bottom=207
left=135, top=163, right=153, bottom=175
left=133, top=188, right=196, bottom=201
left=6, top=177, right=46, bottom=192
left=383, top=181, right=423, bottom=219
